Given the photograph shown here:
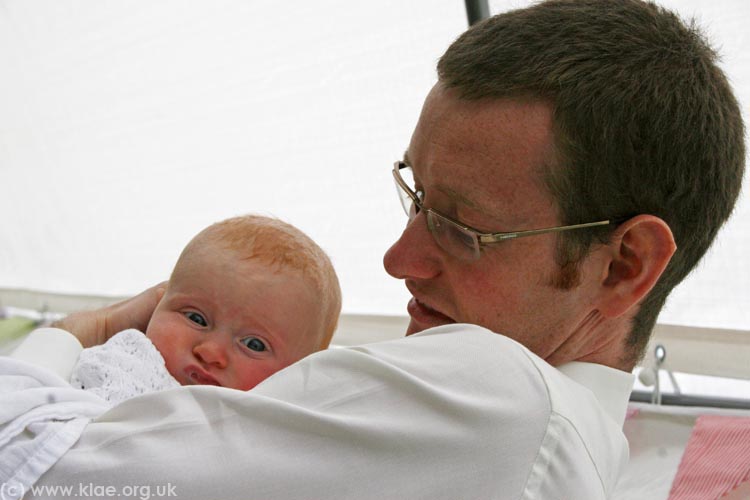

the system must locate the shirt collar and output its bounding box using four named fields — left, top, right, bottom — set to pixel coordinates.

left=558, top=362, right=635, bottom=426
